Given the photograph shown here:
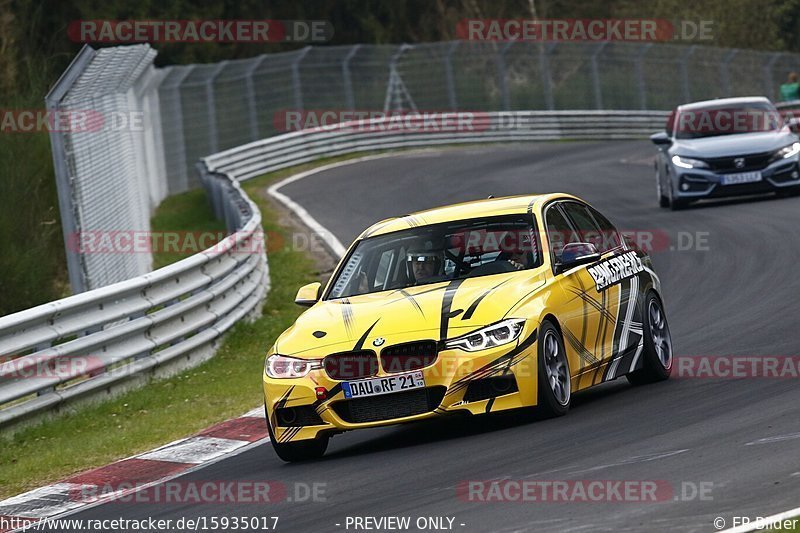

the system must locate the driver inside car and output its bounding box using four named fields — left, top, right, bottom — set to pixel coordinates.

left=406, top=249, right=444, bottom=284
